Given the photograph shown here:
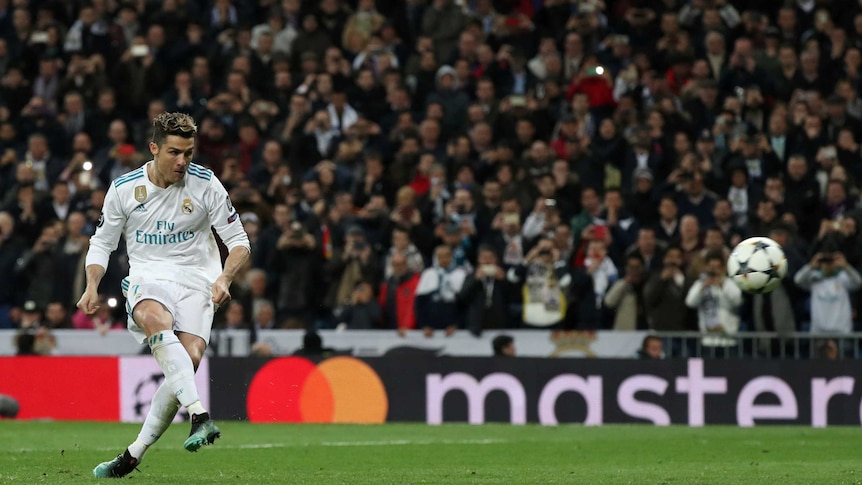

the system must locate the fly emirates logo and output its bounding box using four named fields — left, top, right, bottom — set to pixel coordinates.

left=135, top=220, right=195, bottom=245
left=426, top=359, right=854, bottom=427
